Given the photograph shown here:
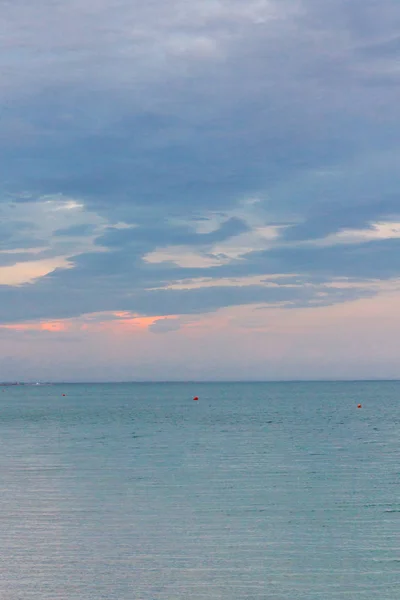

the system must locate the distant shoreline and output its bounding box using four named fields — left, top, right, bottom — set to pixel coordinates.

left=0, top=382, right=52, bottom=386
left=3, top=379, right=400, bottom=386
